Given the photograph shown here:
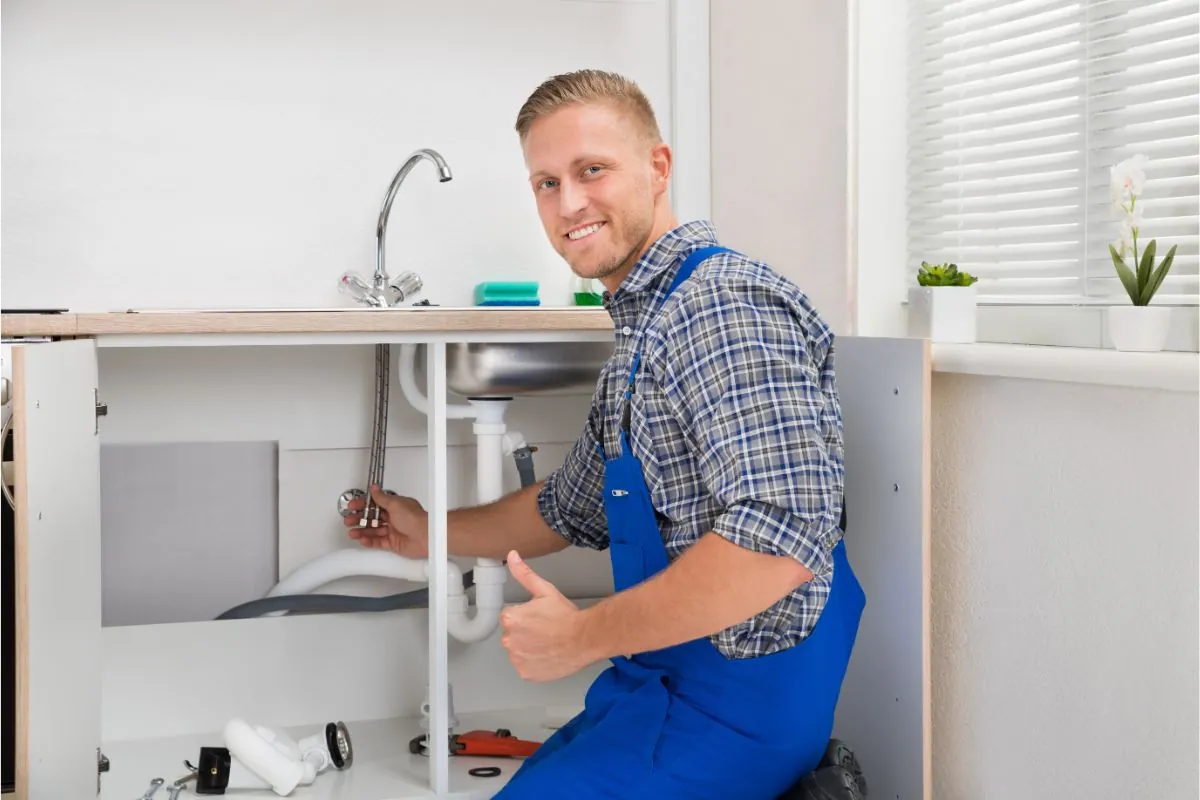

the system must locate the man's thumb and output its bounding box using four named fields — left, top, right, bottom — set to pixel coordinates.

left=508, top=551, right=556, bottom=598
left=369, top=484, right=395, bottom=509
